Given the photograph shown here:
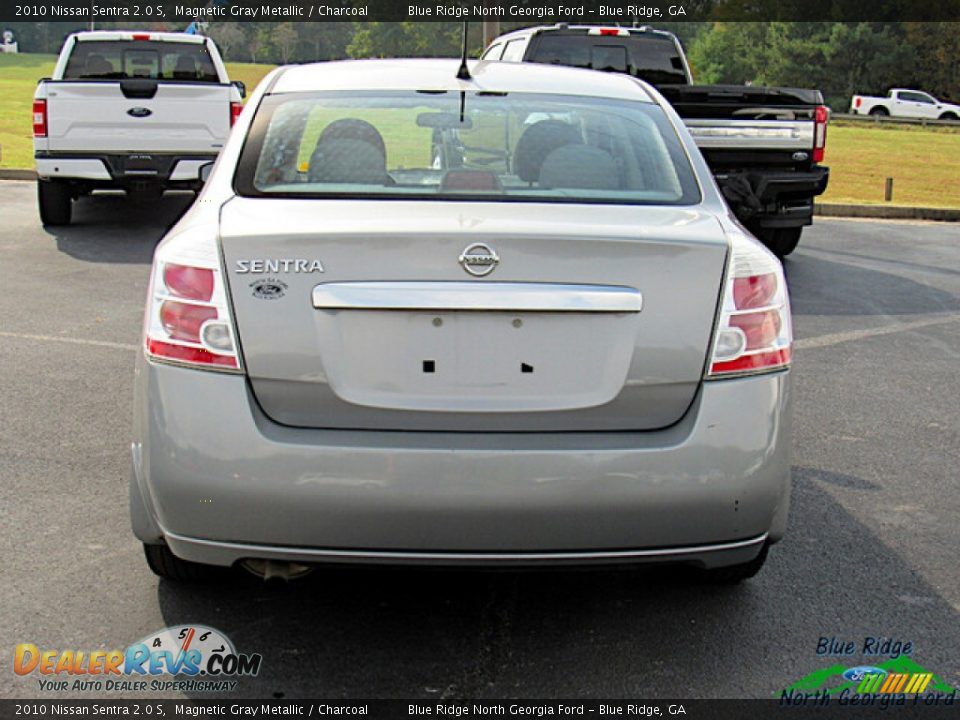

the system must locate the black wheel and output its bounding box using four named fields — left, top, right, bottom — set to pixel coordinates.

left=143, top=543, right=227, bottom=582
left=37, top=179, right=72, bottom=225
left=939, top=112, right=958, bottom=121
left=757, top=227, right=802, bottom=258
left=868, top=107, right=889, bottom=116
left=701, top=542, right=769, bottom=584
